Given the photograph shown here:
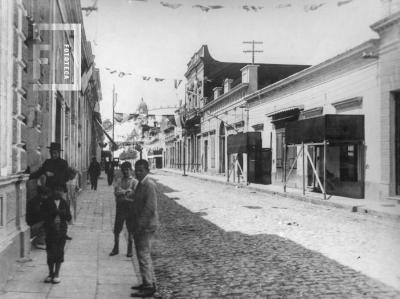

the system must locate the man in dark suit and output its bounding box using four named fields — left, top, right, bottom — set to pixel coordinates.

left=130, top=159, right=159, bottom=298
left=88, top=157, right=101, bottom=190
left=30, top=142, right=72, bottom=240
